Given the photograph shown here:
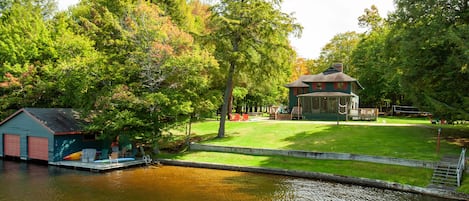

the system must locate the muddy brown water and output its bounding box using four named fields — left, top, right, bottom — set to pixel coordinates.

left=0, top=160, right=453, bottom=201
